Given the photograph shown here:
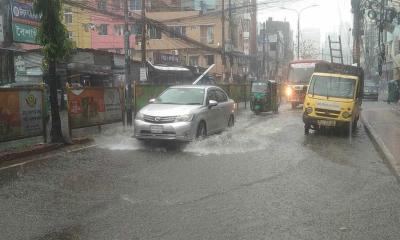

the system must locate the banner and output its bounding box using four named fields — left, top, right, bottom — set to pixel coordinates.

left=104, top=88, right=123, bottom=122
left=68, top=88, right=123, bottom=129
left=0, top=89, right=44, bottom=142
